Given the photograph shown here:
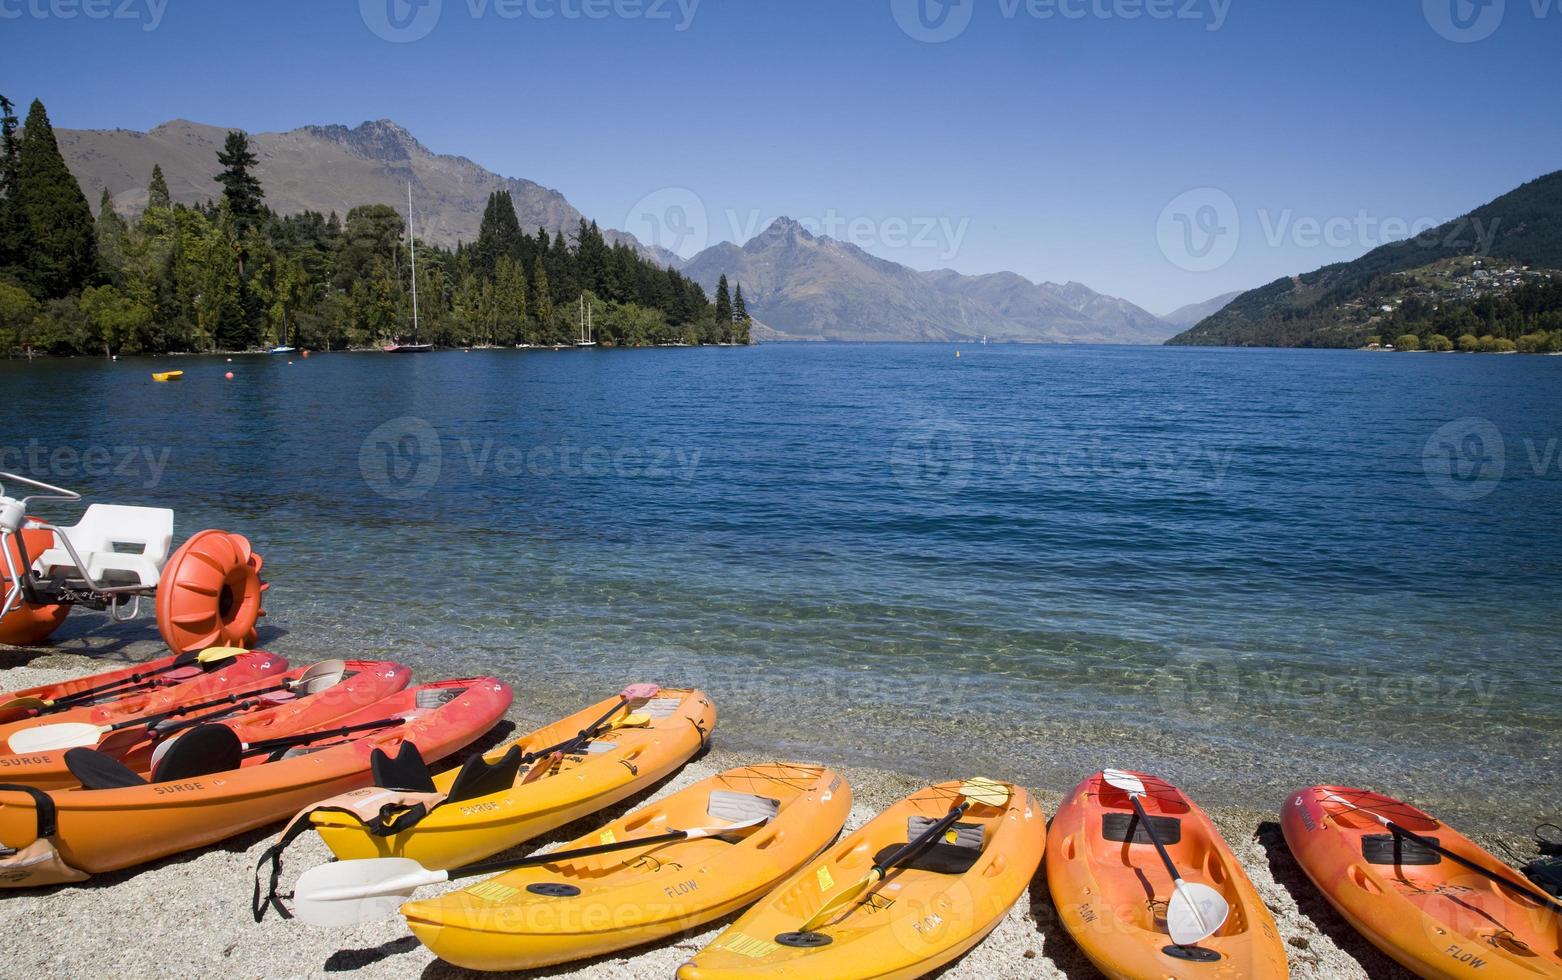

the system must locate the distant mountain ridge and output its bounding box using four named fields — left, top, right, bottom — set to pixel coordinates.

left=1161, top=291, right=1241, bottom=329
left=681, top=218, right=1177, bottom=344
left=1169, top=169, right=1562, bottom=347
left=56, top=118, right=677, bottom=262
left=59, top=116, right=1181, bottom=344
